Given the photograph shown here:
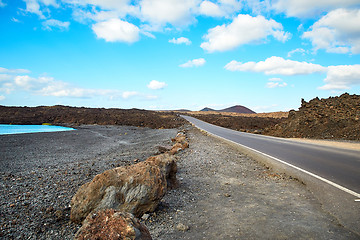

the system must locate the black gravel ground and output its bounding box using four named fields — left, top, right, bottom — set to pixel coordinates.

left=0, top=125, right=178, bottom=239
left=1, top=124, right=358, bottom=239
